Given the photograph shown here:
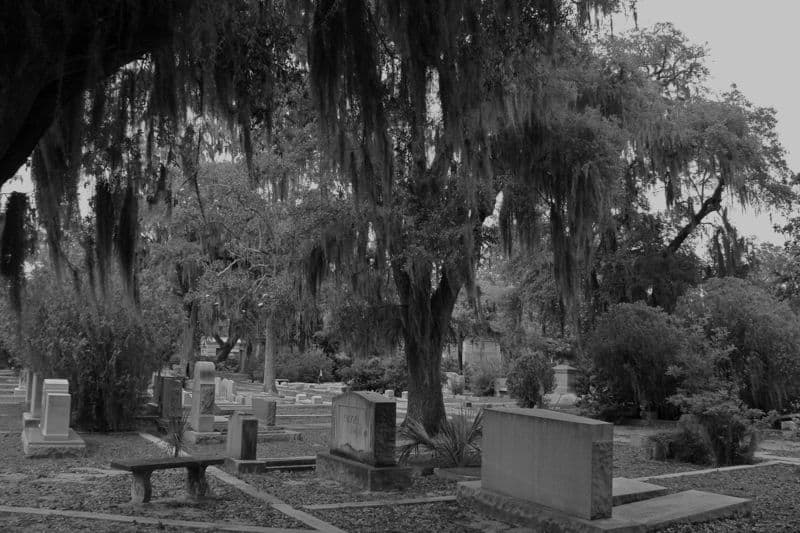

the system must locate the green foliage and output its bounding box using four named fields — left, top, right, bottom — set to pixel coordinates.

left=676, top=277, right=800, bottom=411
left=647, top=427, right=713, bottom=466
left=20, top=273, right=180, bottom=432
left=587, top=302, right=683, bottom=418
left=339, top=355, right=408, bottom=393
left=506, top=352, right=555, bottom=408
left=465, top=359, right=503, bottom=397
left=275, top=348, right=334, bottom=383
left=399, top=406, right=483, bottom=468
left=164, top=410, right=190, bottom=458
left=669, top=393, right=762, bottom=466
